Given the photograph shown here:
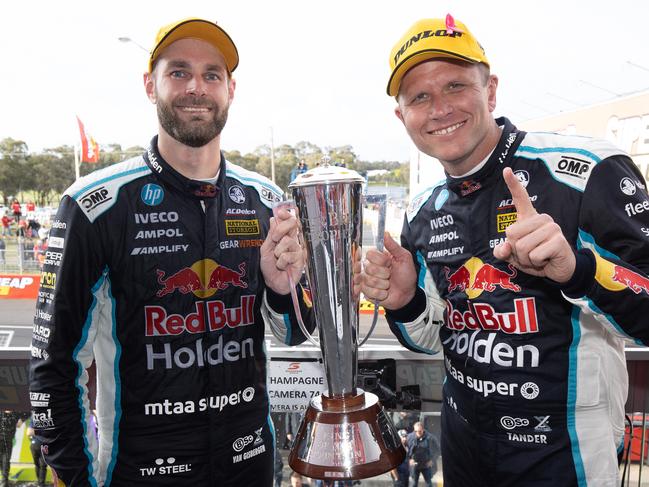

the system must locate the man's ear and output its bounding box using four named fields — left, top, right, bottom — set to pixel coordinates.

left=487, top=74, right=498, bottom=113
left=144, top=72, right=156, bottom=104
left=395, top=104, right=405, bottom=125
